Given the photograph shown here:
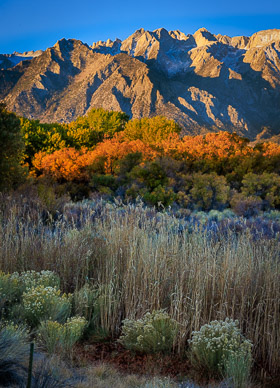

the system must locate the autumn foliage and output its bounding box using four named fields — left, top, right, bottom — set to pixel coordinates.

left=34, top=131, right=280, bottom=176
left=33, top=148, right=93, bottom=181
left=11, top=107, right=280, bottom=209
